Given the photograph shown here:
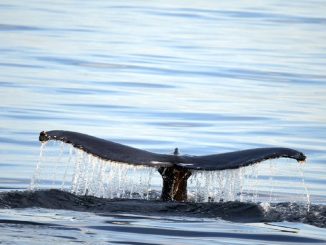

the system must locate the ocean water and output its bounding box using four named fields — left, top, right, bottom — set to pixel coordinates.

left=0, top=0, right=326, bottom=244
